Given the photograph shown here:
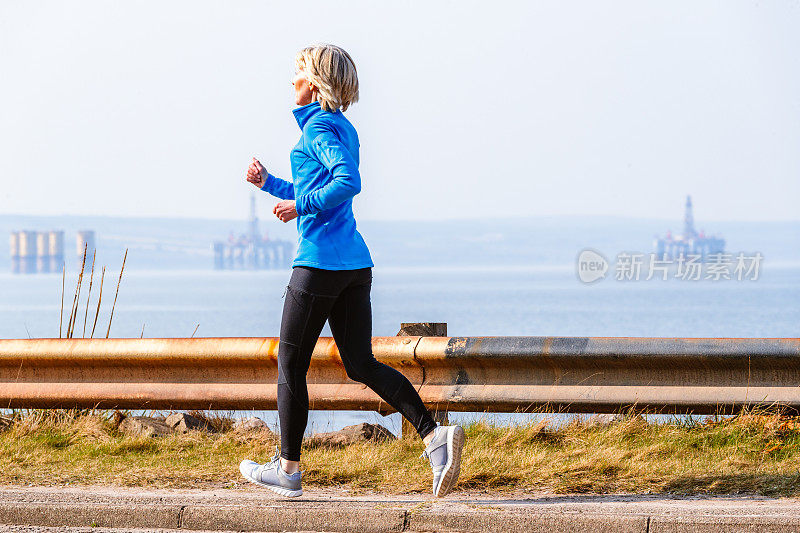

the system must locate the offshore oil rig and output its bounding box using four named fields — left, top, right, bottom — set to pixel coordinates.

left=212, top=194, right=294, bottom=270
left=9, top=230, right=95, bottom=274
left=653, top=196, right=725, bottom=261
